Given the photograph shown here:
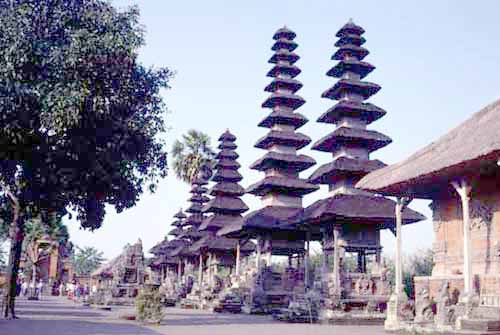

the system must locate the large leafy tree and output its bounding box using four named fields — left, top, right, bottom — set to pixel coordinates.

left=0, top=0, right=172, bottom=318
left=72, top=246, right=105, bottom=276
left=171, top=130, right=216, bottom=184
